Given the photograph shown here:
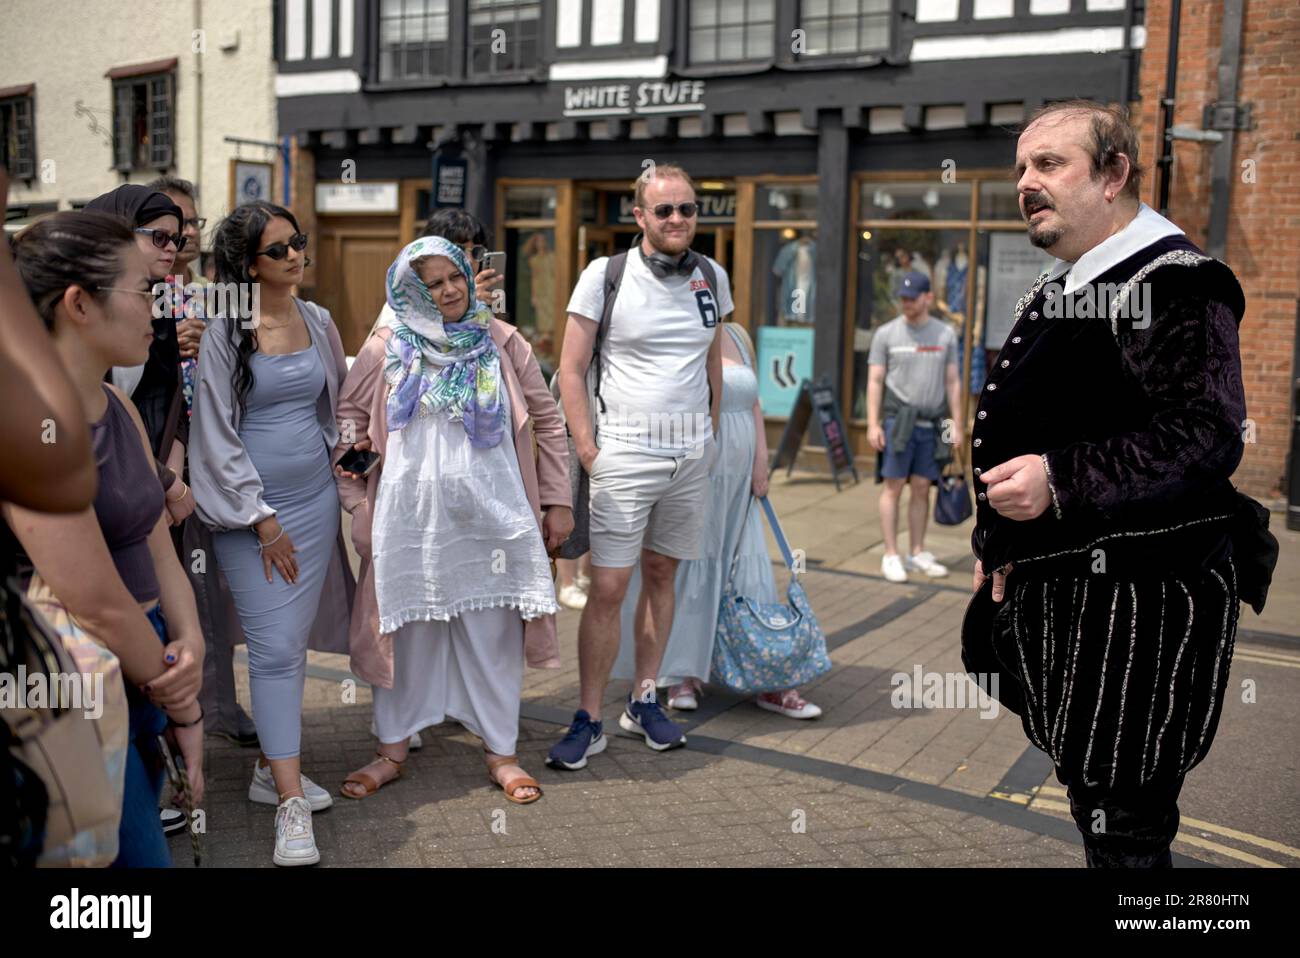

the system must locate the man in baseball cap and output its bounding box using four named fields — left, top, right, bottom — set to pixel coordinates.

left=865, top=268, right=962, bottom=583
